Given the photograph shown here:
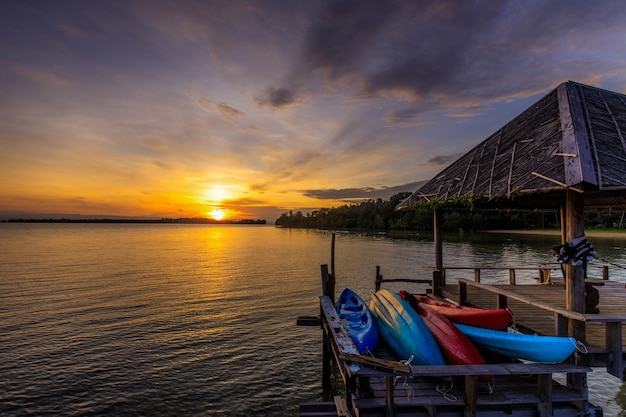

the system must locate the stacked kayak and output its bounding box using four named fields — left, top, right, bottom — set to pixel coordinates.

left=369, top=289, right=444, bottom=365
left=400, top=290, right=487, bottom=369
left=399, top=291, right=512, bottom=330
left=455, top=323, right=578, bottom=363
left=337, top=288, right=577, bottom=367
left=336, top=288, right=379, bottom=354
